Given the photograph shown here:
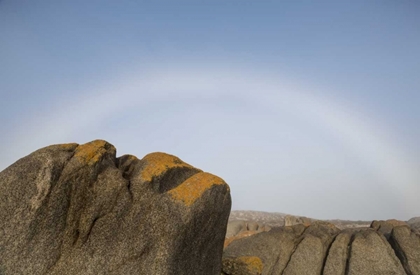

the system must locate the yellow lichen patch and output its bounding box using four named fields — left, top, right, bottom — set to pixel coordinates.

left=140, top=152, right=195, bottom=182
left=168, top=172, right=226, bottom=206
left=73, top=140, right=111, bottom=165
left=237, top=256, right=263, bottom=273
